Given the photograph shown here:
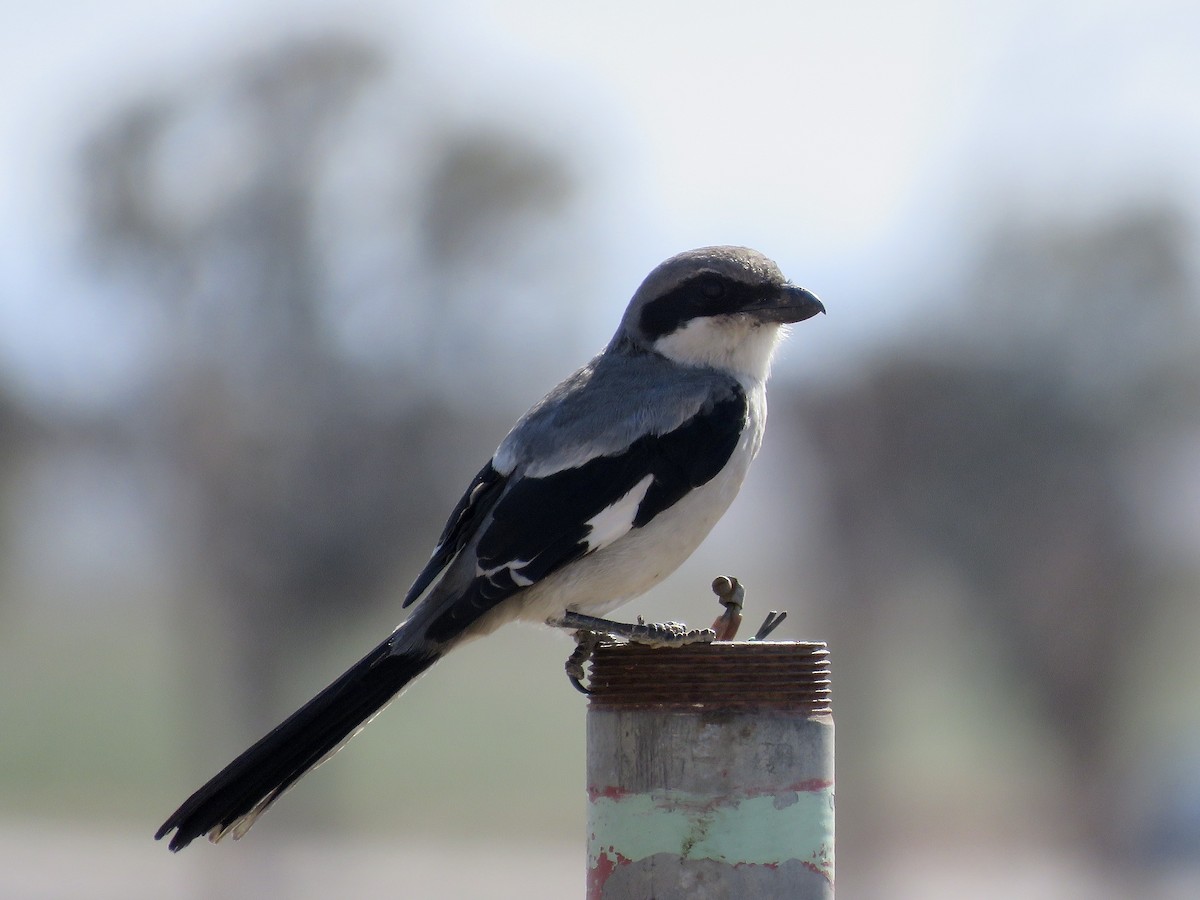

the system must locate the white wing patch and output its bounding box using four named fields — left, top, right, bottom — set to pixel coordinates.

left=477, top=558, right=535, bottom=587
left=583, top=473, right=655, bottom=553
